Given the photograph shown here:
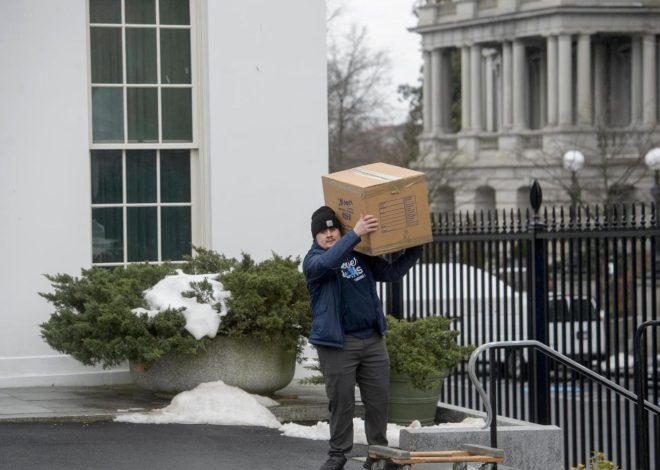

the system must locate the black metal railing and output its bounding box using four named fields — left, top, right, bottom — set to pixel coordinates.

left=379, top=180, right=660, bottom=469
left=634, top=321, right=660, bottom=470
left=466, top=340, right=660, bottom=470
